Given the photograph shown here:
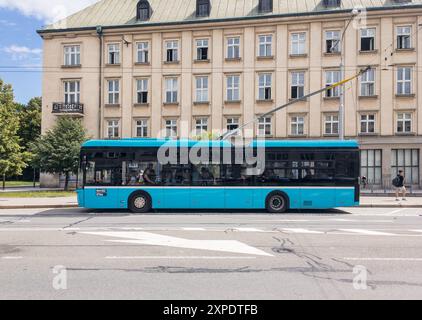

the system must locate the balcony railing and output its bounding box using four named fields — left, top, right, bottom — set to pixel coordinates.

left=52, top=102, right=84, bottom=115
